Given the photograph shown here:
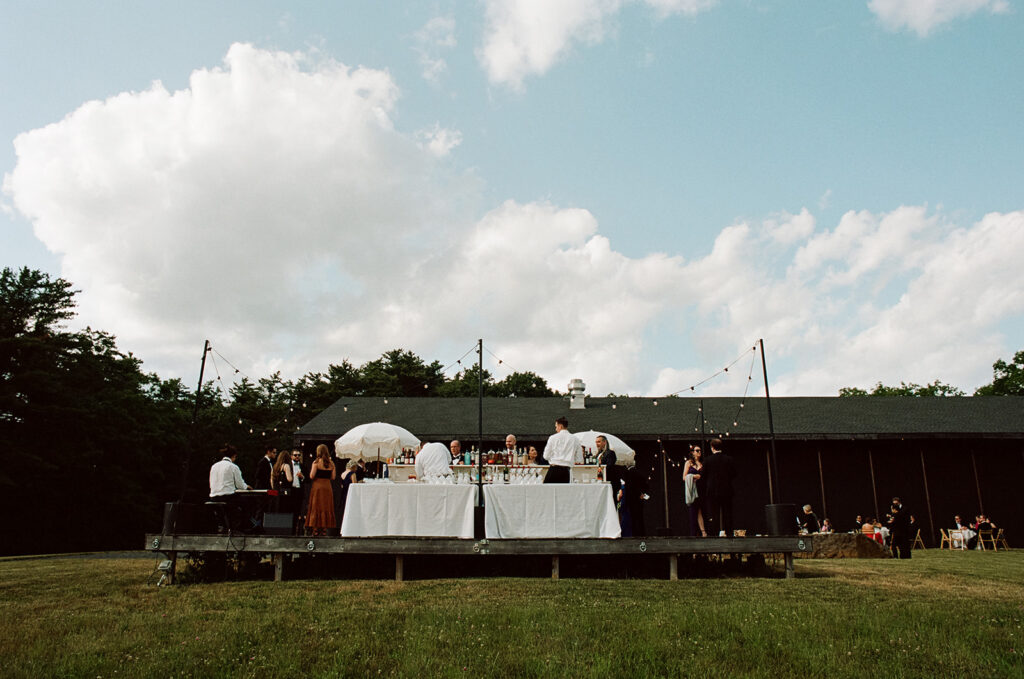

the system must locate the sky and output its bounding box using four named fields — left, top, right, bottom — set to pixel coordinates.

left=2, top=0, right=1022, bottom=398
